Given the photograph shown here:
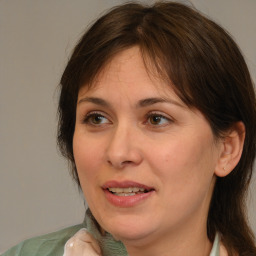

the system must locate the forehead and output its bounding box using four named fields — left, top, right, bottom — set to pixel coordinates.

left=78, top=46, right=181, bottom=103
